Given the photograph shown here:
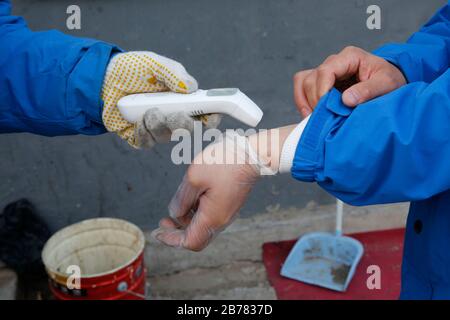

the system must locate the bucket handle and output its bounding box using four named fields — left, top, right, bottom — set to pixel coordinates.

left=123, top=289, right=146, bottom=299
left=117, top=281, right=147, bottom=299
